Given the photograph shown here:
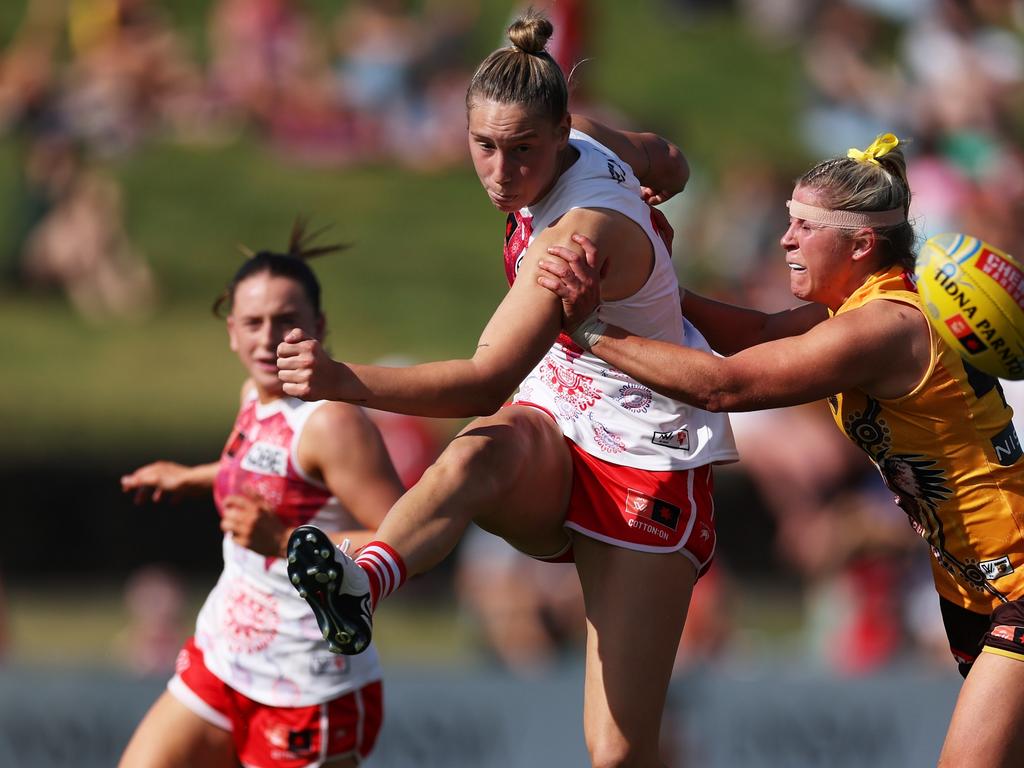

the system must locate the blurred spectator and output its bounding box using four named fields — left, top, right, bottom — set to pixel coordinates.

left=332, top=0, right=424, bottom=160
left=728, top=404, right=921, bottom=674
left=673, top=564, right=735, bottom=672
left=331, top=0, right=477, bottom=169
left=900, top=0, right=1024, bottom=140
left=0, top=0, right=62, bottom=285
left=455, top=527, right=586, bottom=675
left=208, top=0, right=359, bottom=163
left=112, top=564, right=188, bottom=676
left=63, top=0, right=211, bottom=155
left=799, top=1, right=909, bottom=157
left=681, top=158, right=793, bottom=304
left=20, top=131, right=157, bottom=322
left=798, top=483, right=920, bottom=675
